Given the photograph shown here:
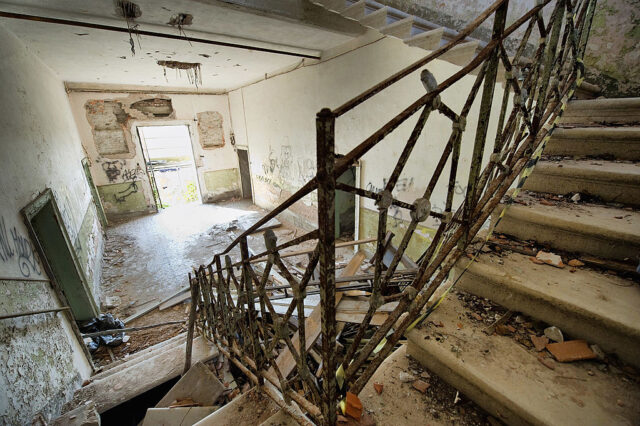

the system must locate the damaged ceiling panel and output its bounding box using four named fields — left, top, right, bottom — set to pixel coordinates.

left=0, top=0, right=366, bottom=90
